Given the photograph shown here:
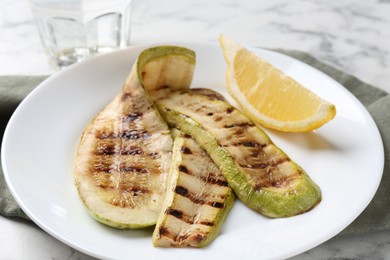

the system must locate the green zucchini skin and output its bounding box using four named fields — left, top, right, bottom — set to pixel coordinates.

left=156, top=89, right=321, bottom=218
left=153, top=130, right=235, bottom=247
